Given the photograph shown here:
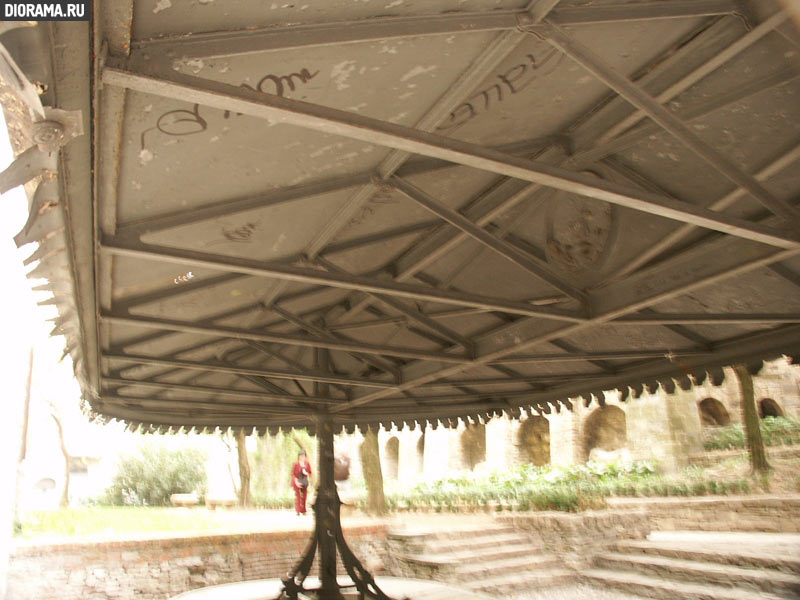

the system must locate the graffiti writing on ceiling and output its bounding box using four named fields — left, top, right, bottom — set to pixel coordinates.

left=437, top=47, right=564, bottom=132
left=139, top=68, right=319, bottom=151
